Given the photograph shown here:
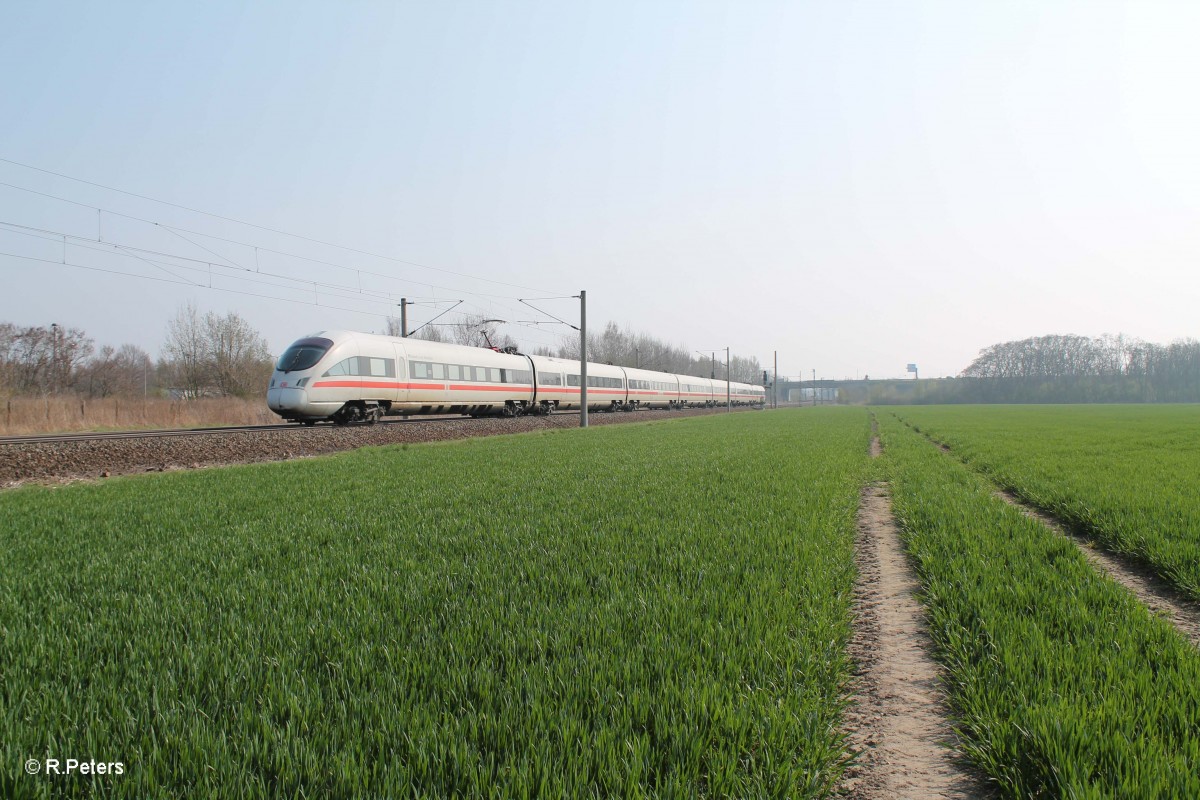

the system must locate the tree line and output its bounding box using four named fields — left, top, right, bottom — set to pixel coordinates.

left=843, top=333, right=1200, bottom=405
left=0, top=304, right=273, bottom=400
left=955, top=333, right=1200, bottom=403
